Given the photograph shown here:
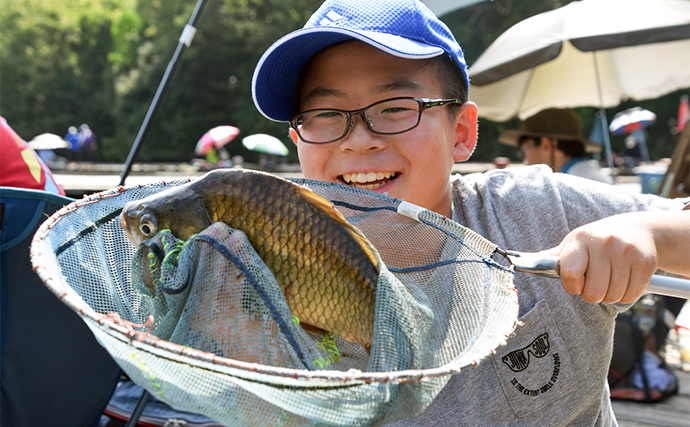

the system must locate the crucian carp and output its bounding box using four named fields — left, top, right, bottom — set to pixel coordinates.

left=120, top=168, right=380, bottom=349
